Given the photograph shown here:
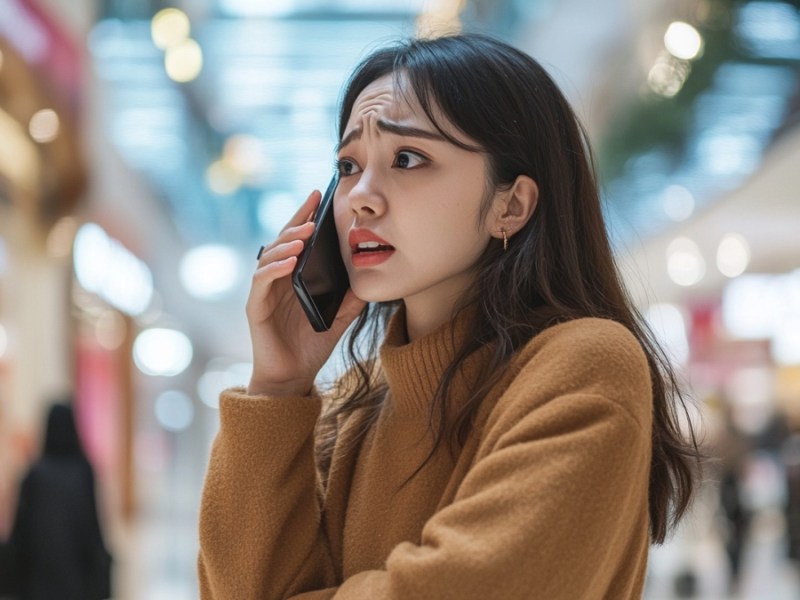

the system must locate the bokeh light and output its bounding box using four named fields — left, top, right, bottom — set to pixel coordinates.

left=666, top=237, right=705, bottom=287
left=151, top=8, right=191, bottom=50
left=28, top=108, right=60, bottom=143
left=165, top=38, right=203, bottom=83
left=664, top=21, right=704, bottom=60
left=179, top=244, right=241, bottom=300
left=716, top=233, right=751, bottom=278
left=133, top=328, right=193, bottom=376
